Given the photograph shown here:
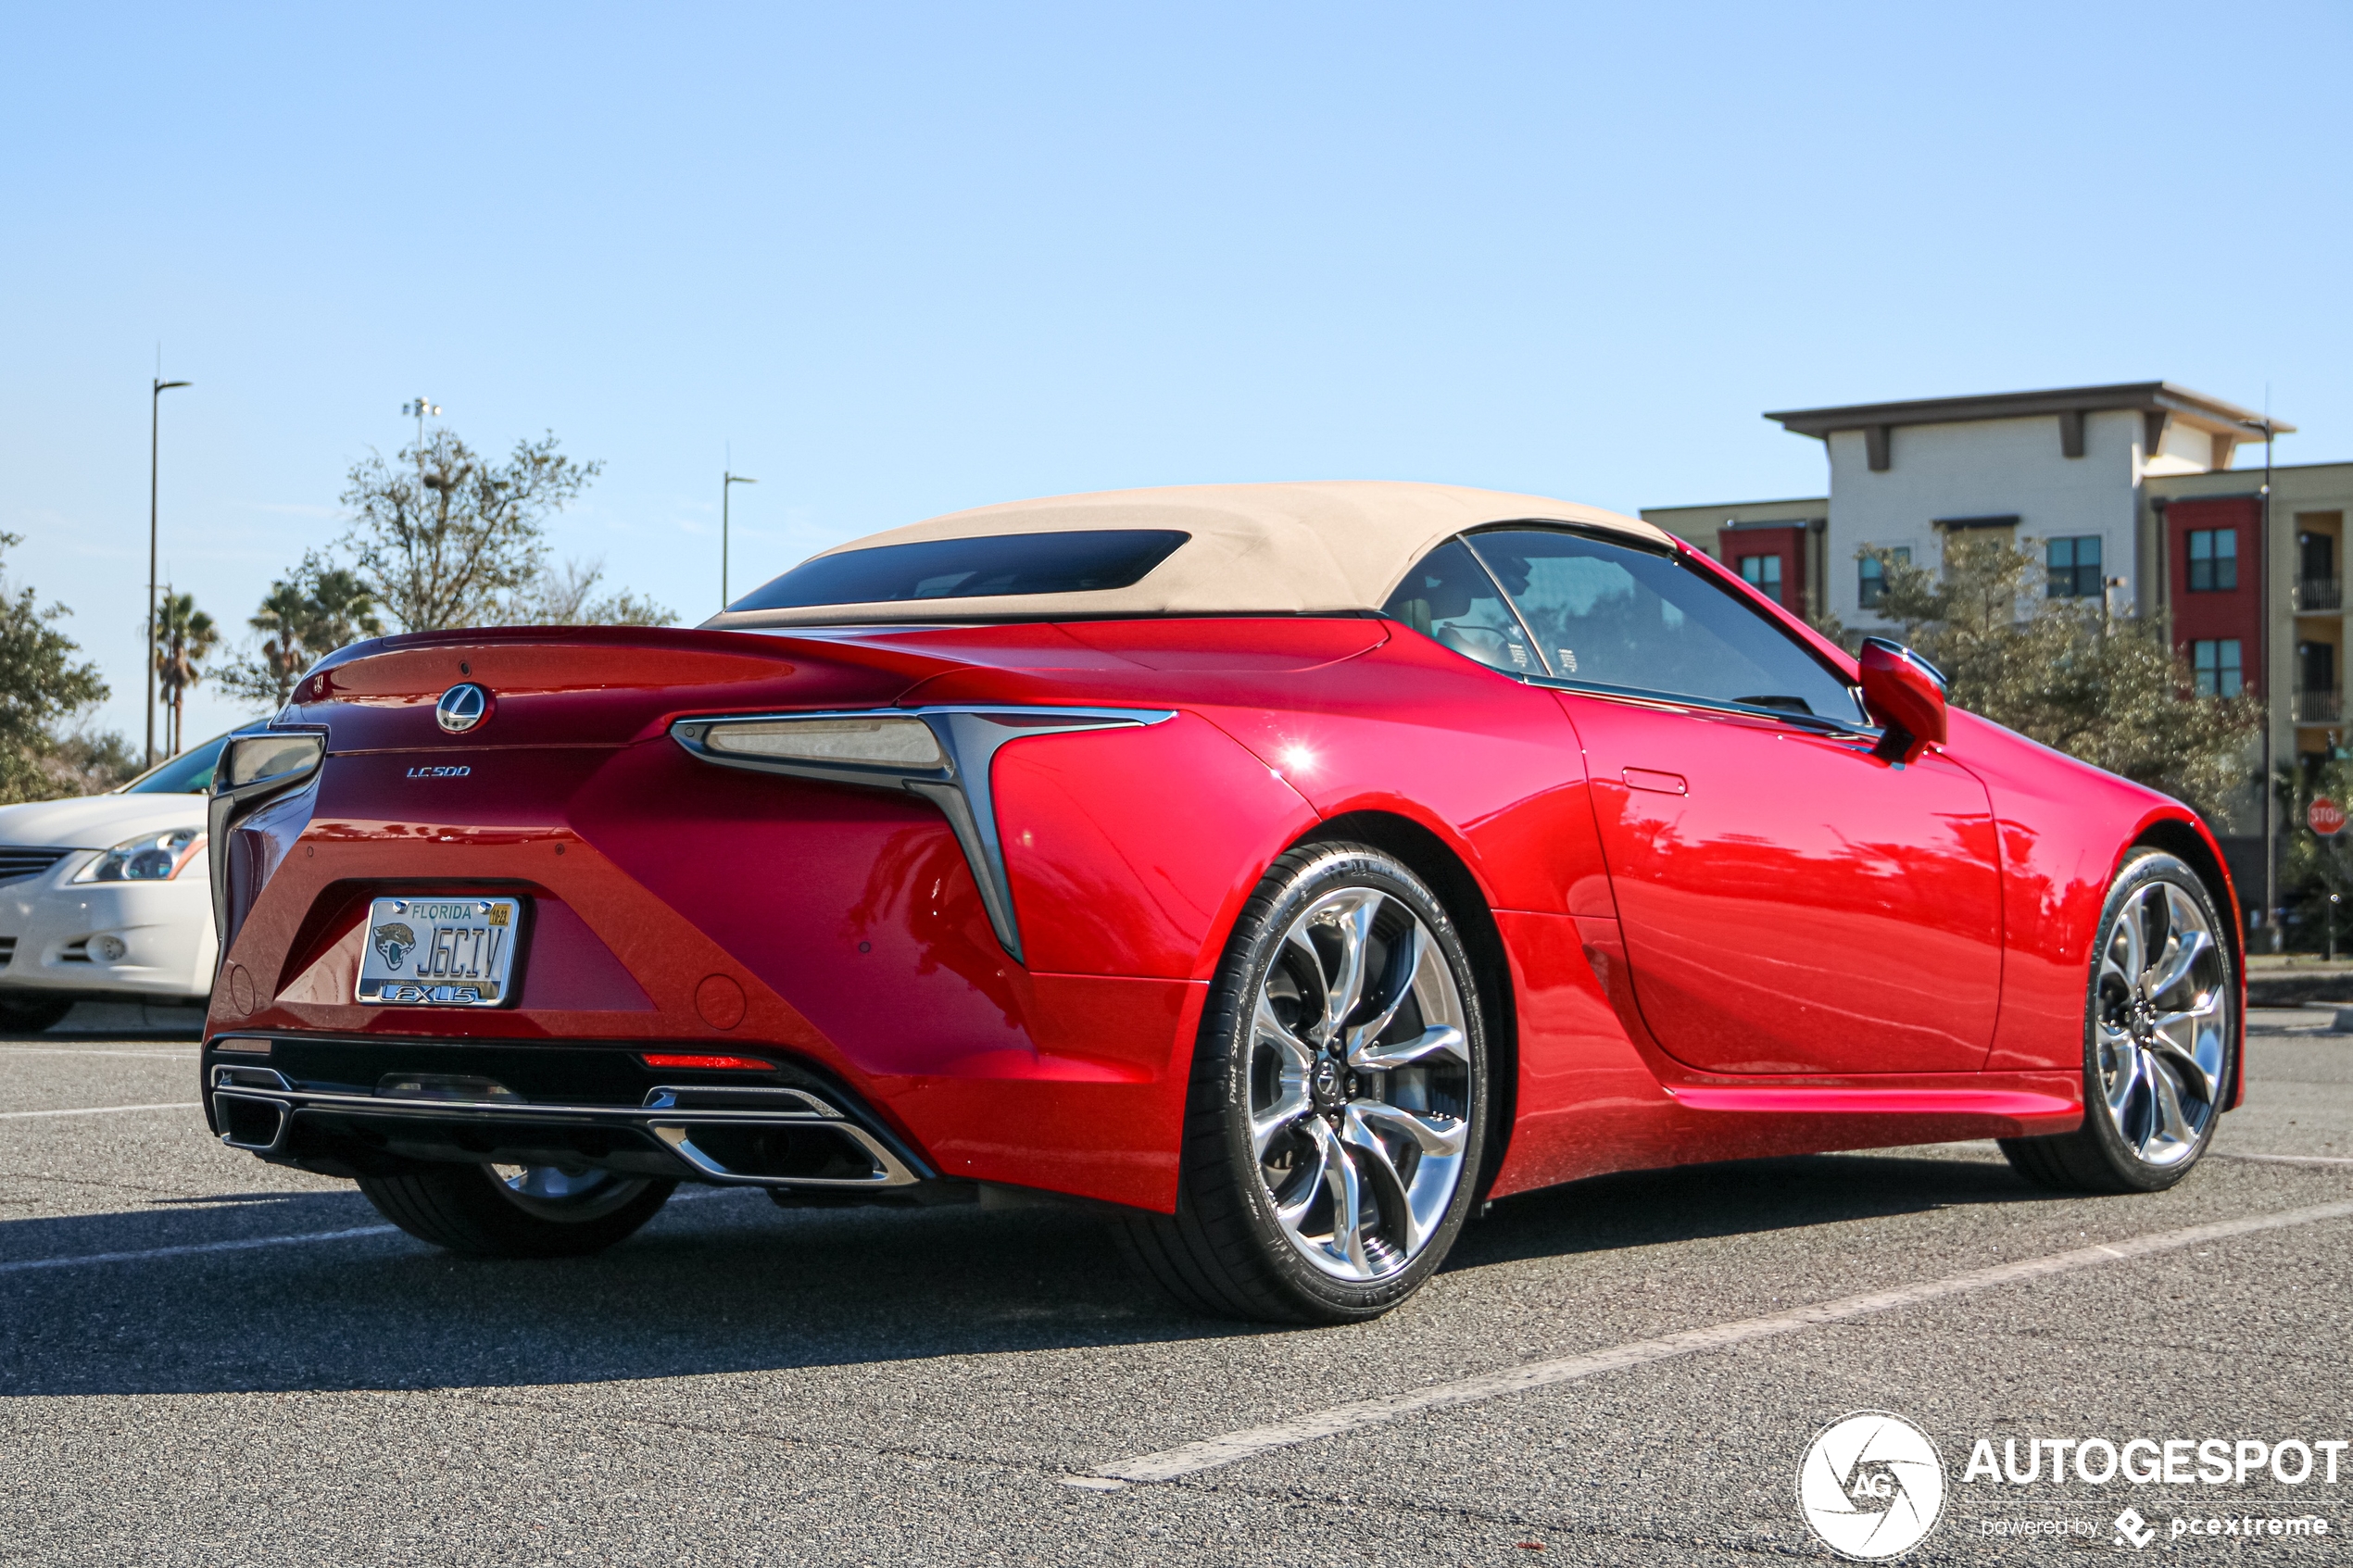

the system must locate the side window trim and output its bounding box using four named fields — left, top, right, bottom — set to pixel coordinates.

left=1456, top=533, right=1557, bottom=679
left=1523, top=671, right=1882, bottom=738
